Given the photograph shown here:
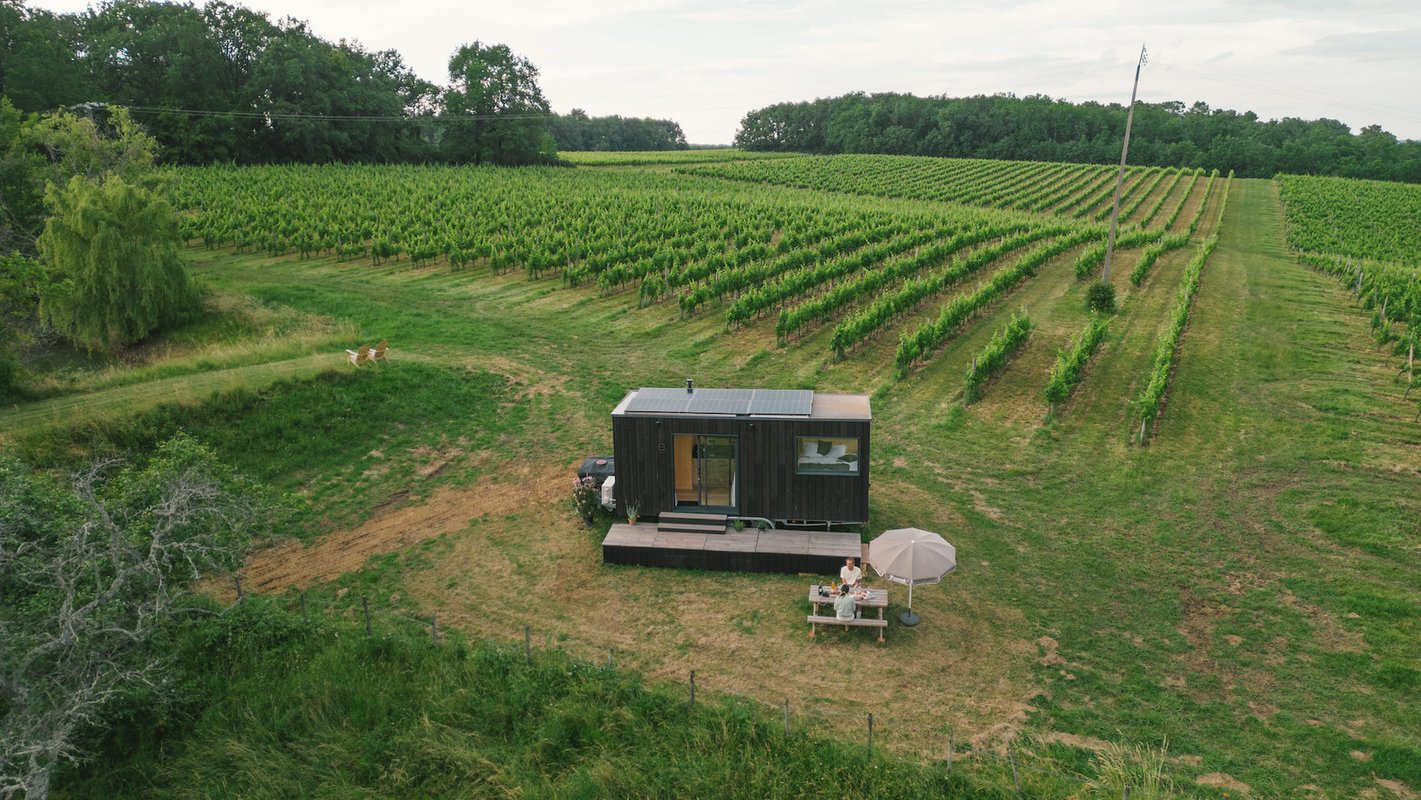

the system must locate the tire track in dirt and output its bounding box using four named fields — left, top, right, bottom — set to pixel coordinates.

left=209, top=461, right=567, bottom=602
